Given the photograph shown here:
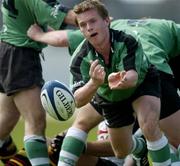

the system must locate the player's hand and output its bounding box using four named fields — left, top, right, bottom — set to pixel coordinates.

left=27, top=23, right=44, bottom=40
left=108, top=71, right=127, bottom=89
left=48, top=131, right=67, bottom=165
left=108, top=70, right=138, bottom=89
left=89, top=60, right=106, bottom=87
